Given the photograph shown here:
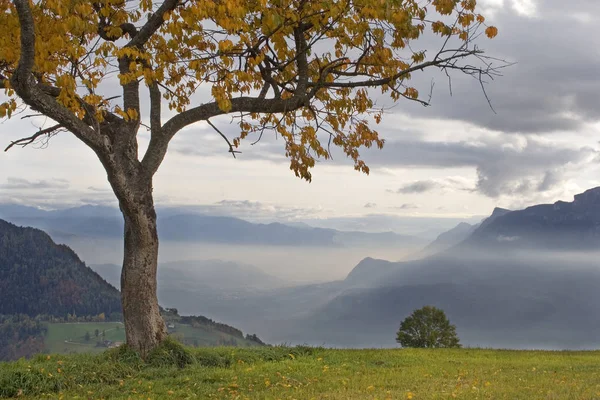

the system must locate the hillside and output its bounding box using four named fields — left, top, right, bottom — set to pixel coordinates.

left=0, top=220, right=267, bottom=360
left=0, top=219, right=121, bottom=318
left=412, top=222, right=474, bottom=259
left=1, top=347, right=599, bottom=399
left=463, top=187, right=600, bottom=250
